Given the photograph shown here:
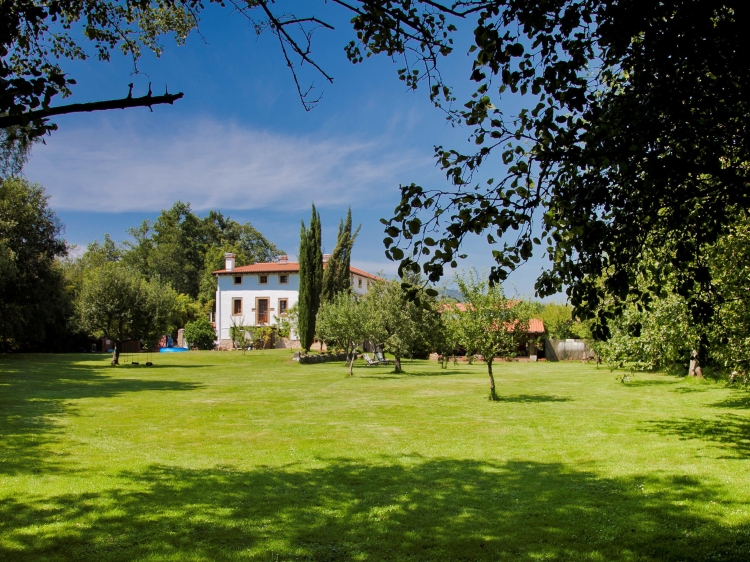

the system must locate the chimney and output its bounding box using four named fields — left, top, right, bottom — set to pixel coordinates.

left=224, top=252, right=236, bottom=271
left=322, top=254, right=331, bottom=264
left=278, top=254, right=288, bottom=264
